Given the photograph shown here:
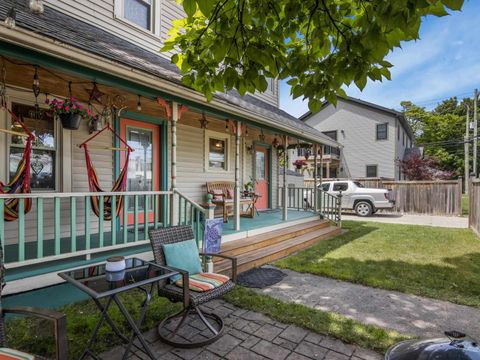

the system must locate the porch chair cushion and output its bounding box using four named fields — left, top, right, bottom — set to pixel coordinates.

left=226, top=189, right=234, bottom=199
left=174, top=273, right=229, bottom=292
left=162, top=239, right=202, bottom=282
left=211, top=189, right=224, bottom=201
left=0, top=348, right=35, bottom=360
